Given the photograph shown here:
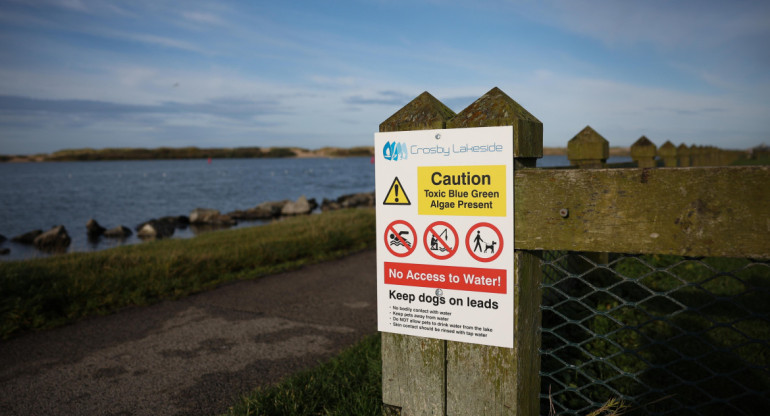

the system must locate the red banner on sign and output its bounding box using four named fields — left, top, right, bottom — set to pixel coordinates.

left=384, top=262, right=507, bottom=294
